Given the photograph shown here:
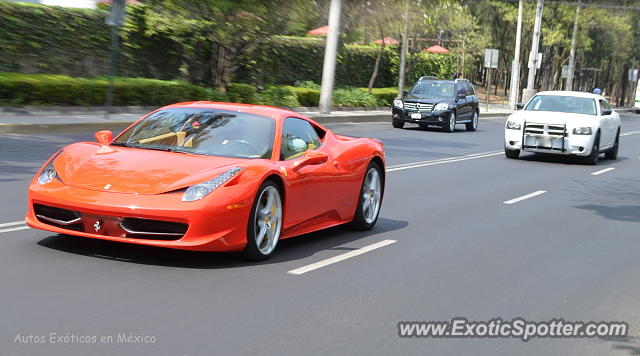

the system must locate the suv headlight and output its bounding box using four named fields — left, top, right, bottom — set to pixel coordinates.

left=572, top=127, right=592, bottom=135
left=393, top=99, right=403, bottom=109
left=434, top=103, right=449, bottom=111
left=37, top=153, right=63, bottom=185
left=506, top=121, right=521, bottom=130
left=181, top=167, right=242, bottom=202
